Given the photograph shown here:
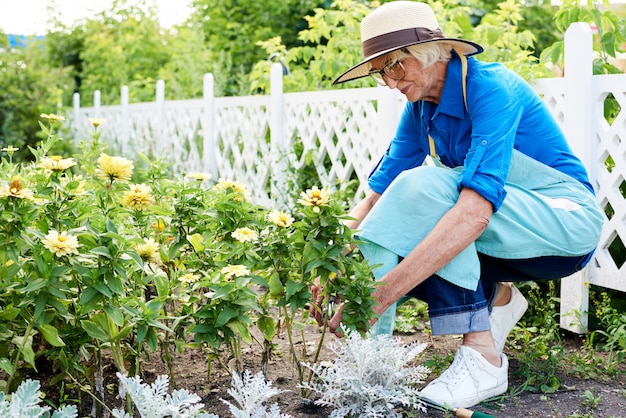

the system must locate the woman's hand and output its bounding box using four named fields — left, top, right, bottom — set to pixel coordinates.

left=309, top=278, right=346, bottom=337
